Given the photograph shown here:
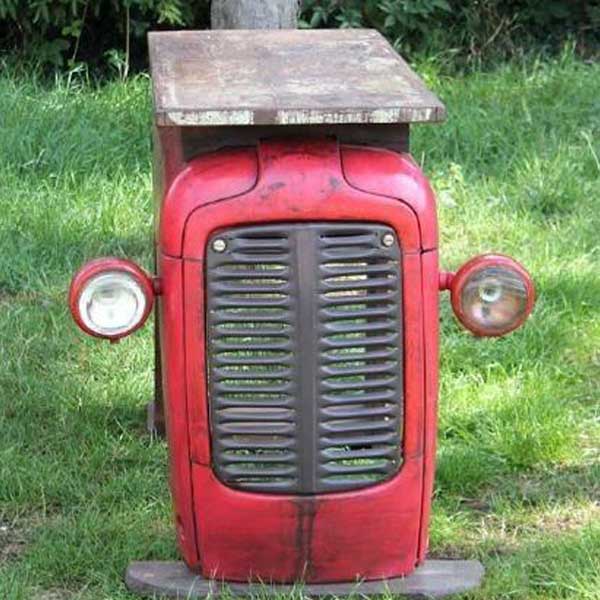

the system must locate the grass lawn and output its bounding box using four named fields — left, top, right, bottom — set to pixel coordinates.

left=0, top=51, right=599, bottom=599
